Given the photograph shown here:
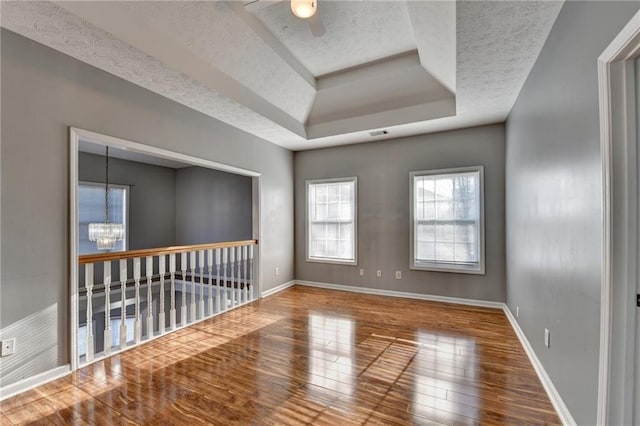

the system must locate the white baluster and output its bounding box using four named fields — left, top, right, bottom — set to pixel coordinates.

left=207, top=249, right=214, bottom=316
left=85, top=263, right=94, bottom=363
left=133, top=257, right=142, bottom=344
left=146, top=256, right=154, bottom=339
left=242, top=245, right=248, bottom=304
left=229, top=247, right=236, bottom=308
left=249, top=245, right=254, bottom=301
left=222, top=248, right=228, bottom=310
left=180, top=252, right=187, bottom=325
left=190, top=251, right=196, bottom=322
left=236, top=246, right=242, bottom=305
left=215, top=248, right=222, bottom=313
left=119, top=259, right=127, bottom=349
left=169, top=253, right=176, bottom=330
left=158, top=254, right=166, bottom=334
left=104, top=261, right=112, bottom=355
left=198, top=250, right=205, bottom=319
